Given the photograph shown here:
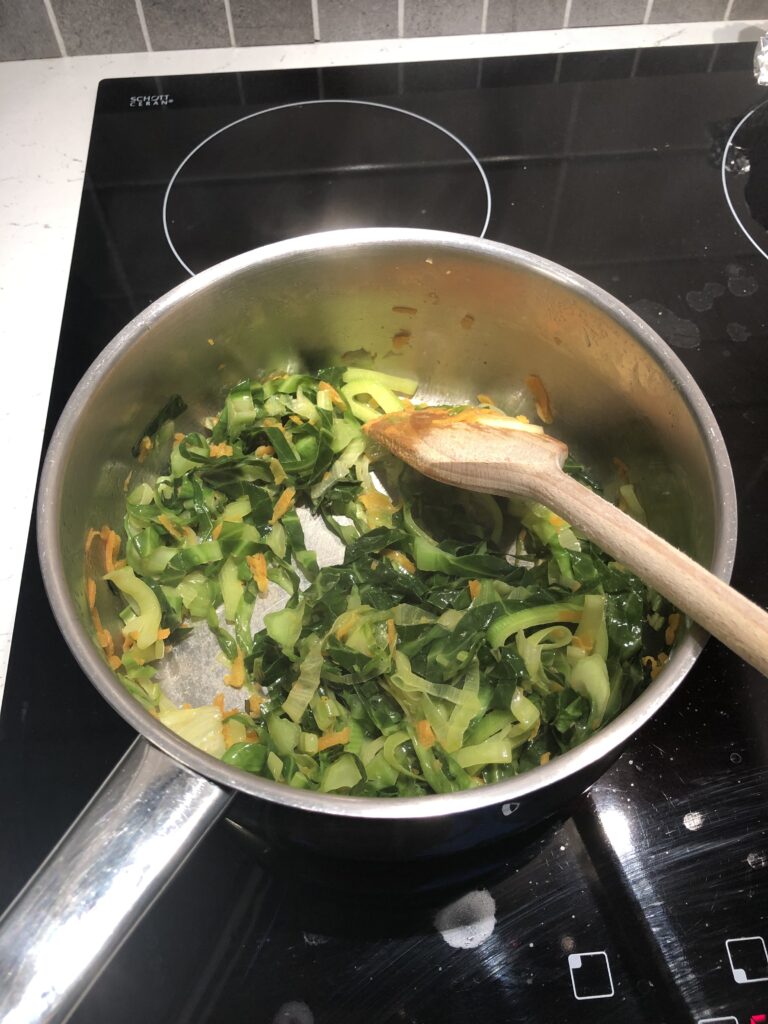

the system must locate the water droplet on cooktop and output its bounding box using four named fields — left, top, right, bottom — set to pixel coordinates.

left=164, top=100, right=491, bottom=276
left=272, top=1001, right=314, bottom=1024
left=683, top=810, right=704, bottom=831
left=434, top=889, right=496, bottom=949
